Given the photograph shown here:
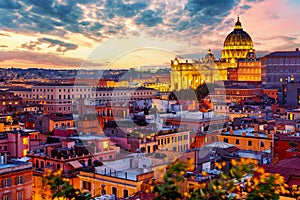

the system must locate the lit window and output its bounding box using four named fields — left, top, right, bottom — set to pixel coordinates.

left=103, top=141, right=108, bottom=149
left=23, top=149, right=28, bottom=156
left=23, top=138, right=28, bottom=145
